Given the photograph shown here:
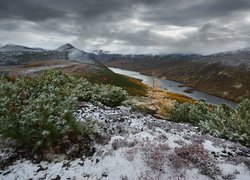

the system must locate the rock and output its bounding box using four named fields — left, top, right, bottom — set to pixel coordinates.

left=62, top=162, right=71, bottom=168
left=227, top=151, right=234, bottom=157
left=96, top=159, right=99, bottom=163
left=102, top=172, right=108, bottom=177
left=36, top=164, right=48, bottom=173
left=3, top=170, right=11, bottom=176
left=52, top=175, right=61, bottom=180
